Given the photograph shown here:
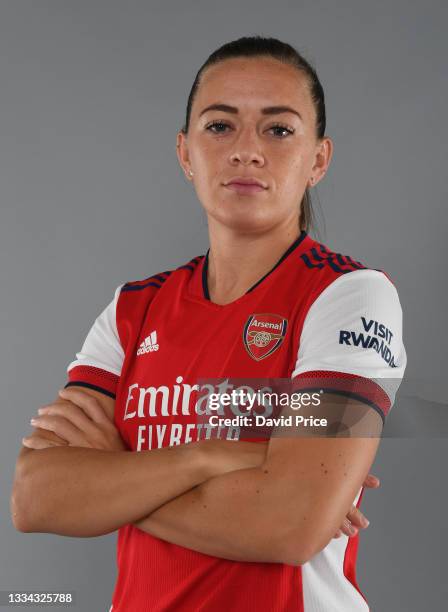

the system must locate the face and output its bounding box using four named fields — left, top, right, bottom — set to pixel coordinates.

left=177, top=56, right=333, bottom=234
